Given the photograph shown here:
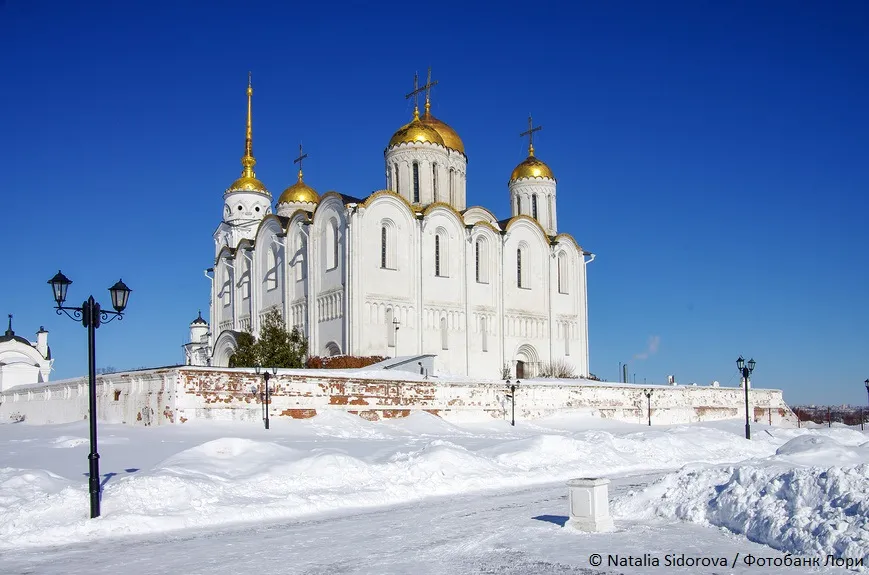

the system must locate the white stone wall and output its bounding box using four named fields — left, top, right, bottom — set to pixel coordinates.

left=0, top=367, right=798, bottom=428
